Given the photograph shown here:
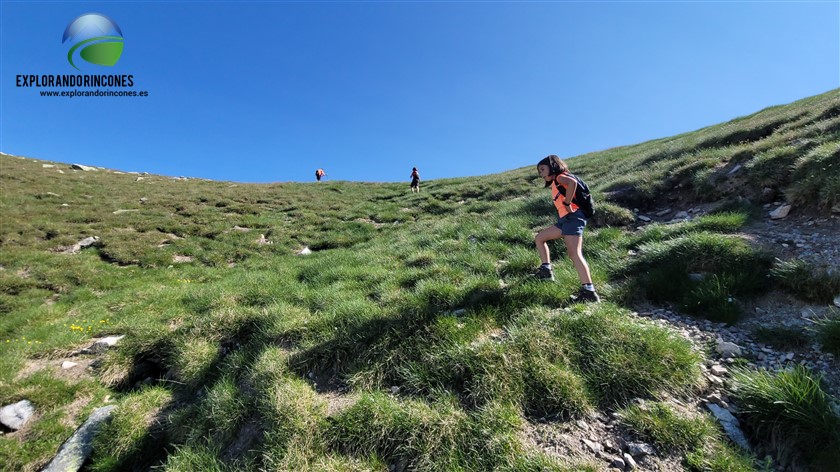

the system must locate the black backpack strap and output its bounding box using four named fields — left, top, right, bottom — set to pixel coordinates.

left=552, top=175, right=565, bottom=202
left=553, top=173, right=576, bottom=201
